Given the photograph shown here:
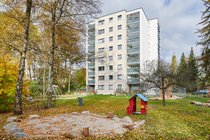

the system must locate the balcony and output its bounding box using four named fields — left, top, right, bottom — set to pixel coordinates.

left=127, top=68, right=140, bottom=74
left=88, top=71, right=95, bottom=75
left=88, top=47, right=95, bottom=52
left=127, top=57, right=140, bottom=65
left=127, top=18, right=139, bottom=24
left=127, top=48, right=139, bottom=54
left=127, top=29, right=139, bottom=34
left=127, top=78, right=140, bottom=84
left=88, top=80, right=95, bottom=85
left=88, top=63, right=95, bottom=67
left=127, top=38, right=139, bottom=43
